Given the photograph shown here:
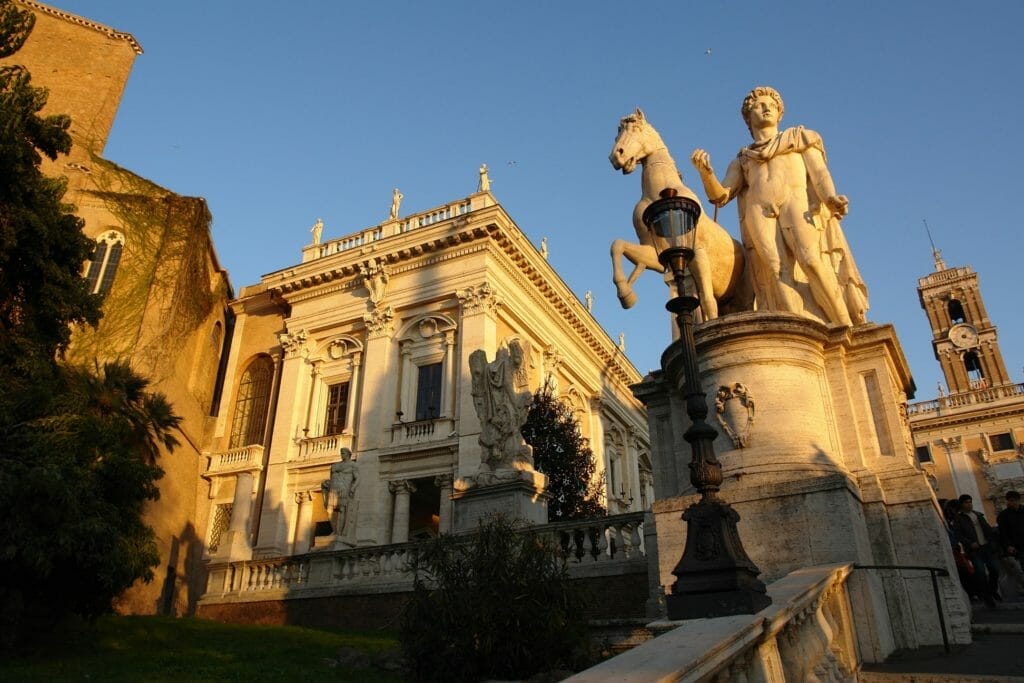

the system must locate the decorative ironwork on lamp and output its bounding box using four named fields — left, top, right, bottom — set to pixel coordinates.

left=642, top=188, right=771, bottom=620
